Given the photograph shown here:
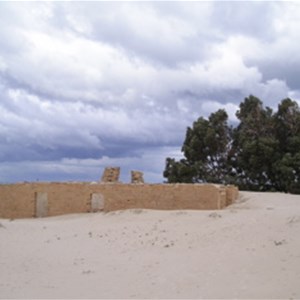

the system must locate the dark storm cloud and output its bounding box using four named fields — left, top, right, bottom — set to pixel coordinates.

left=259, top=62, right=300, bottom=91
left=0, top=1, right=300, bottom=183
left=49, top=2, right=218, bottom=67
